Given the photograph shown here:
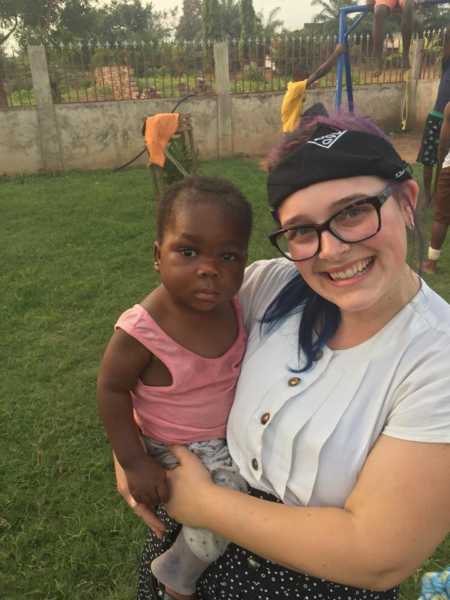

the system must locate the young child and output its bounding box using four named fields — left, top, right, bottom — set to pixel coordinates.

left=97, top=176, right=252, bottom=600
left=367, top=0, right=415, bottom=75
